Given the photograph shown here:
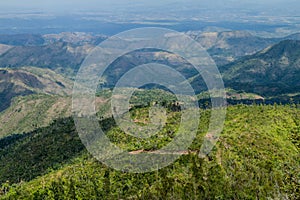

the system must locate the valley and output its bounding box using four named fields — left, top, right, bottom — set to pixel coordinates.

left=0, top=3, right=299, bottom=198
